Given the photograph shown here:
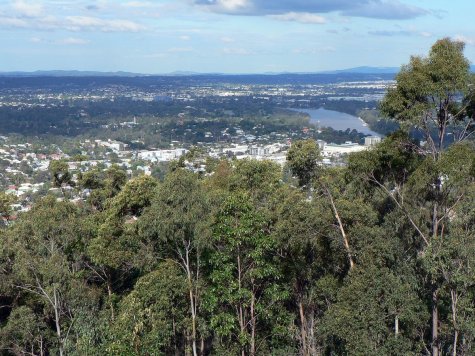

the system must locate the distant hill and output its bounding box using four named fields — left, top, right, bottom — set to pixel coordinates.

left=1, top=64, right=473, bottom=78
left=0, top=70, right=145, bottom=77
left=320, top=66, right=399, bottom=74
